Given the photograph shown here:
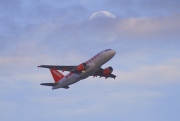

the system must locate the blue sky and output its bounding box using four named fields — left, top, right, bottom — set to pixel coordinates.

left=0, top=0, right=180, bottom=121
